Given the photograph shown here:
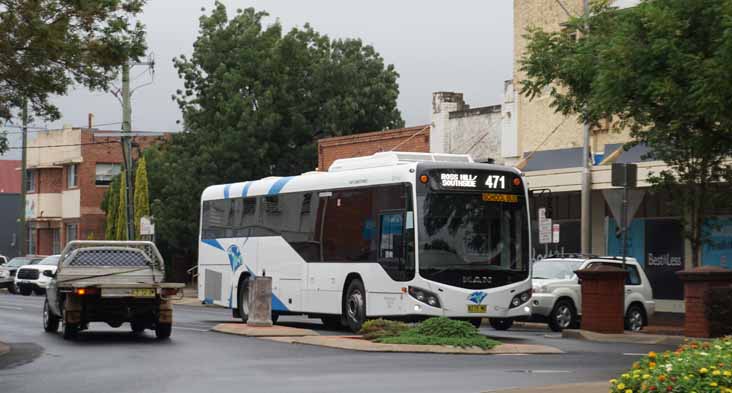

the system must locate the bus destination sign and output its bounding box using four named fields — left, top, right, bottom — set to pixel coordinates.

left=428, top=169, right=521, bottom=193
